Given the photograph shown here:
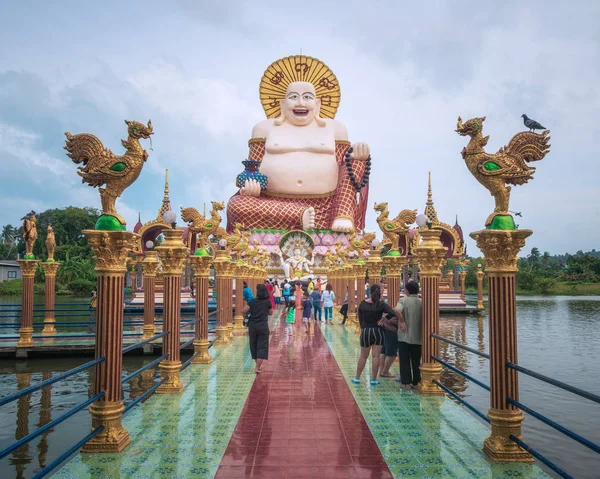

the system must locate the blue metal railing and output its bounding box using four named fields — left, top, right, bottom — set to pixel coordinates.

left=0, top=357, right=105, bottom=407
left=123, top=377, right=168, bottom=415
left=432, top=379, right=490, bottom=424
left=122, top=331, right=170, bottom=354
left=0, top=391, right=104, bottom=460
left=509, top=435, right=574, bottom=479
left=432, top=355, right=490, bottom=392
left=432, top=333, right=489, bottom=359
left=122, top=354, right=168, bottom=384
left=31, top=426, right=105, bottom=479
